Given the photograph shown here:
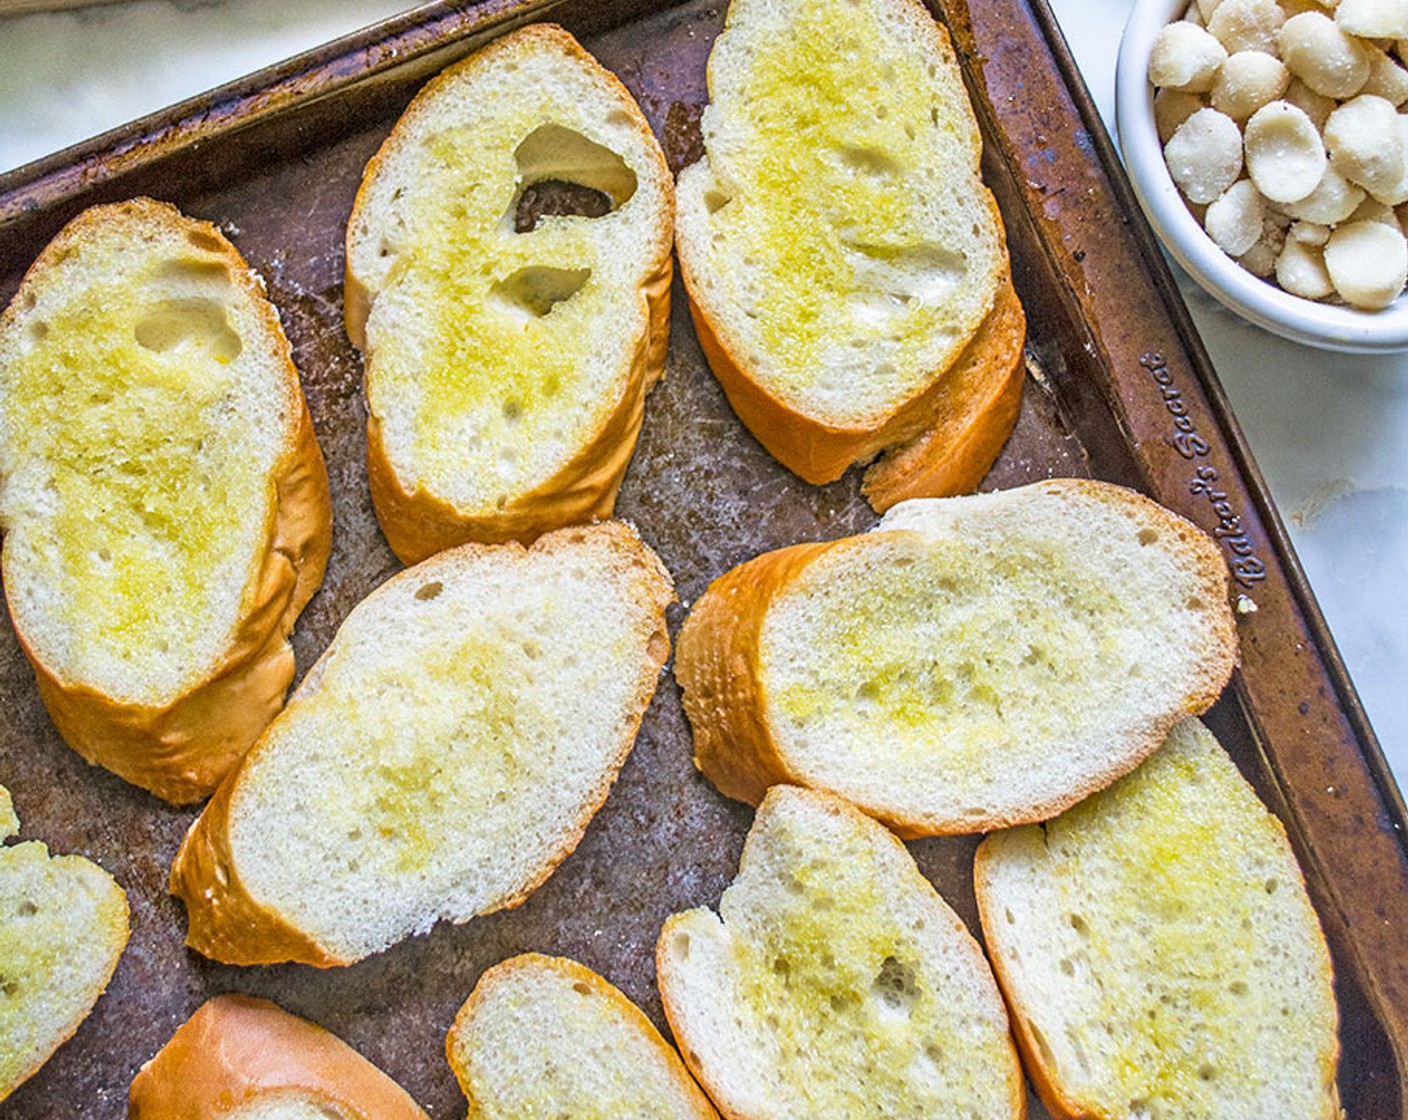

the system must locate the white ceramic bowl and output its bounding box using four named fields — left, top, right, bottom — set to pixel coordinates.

left=1115, top=0, right=1408, bottom=353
